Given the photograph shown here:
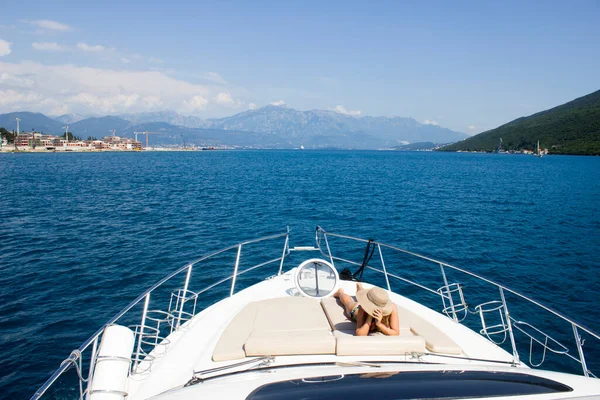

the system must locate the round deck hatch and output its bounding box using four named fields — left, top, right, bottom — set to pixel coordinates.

left=294, top=258, right=338, bottom=299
